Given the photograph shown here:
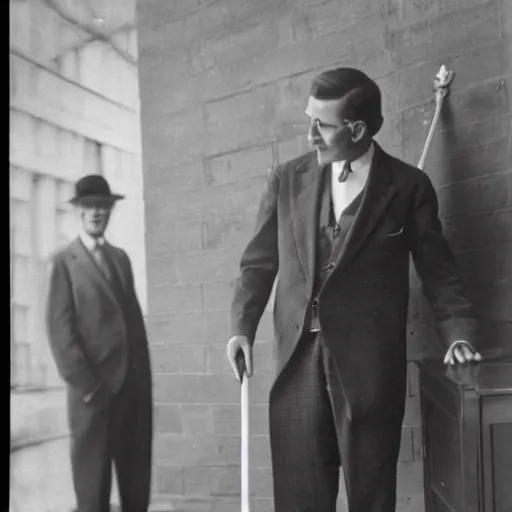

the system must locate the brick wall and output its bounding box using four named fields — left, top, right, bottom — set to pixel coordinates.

left=137, top=0, right=512, bottom=509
